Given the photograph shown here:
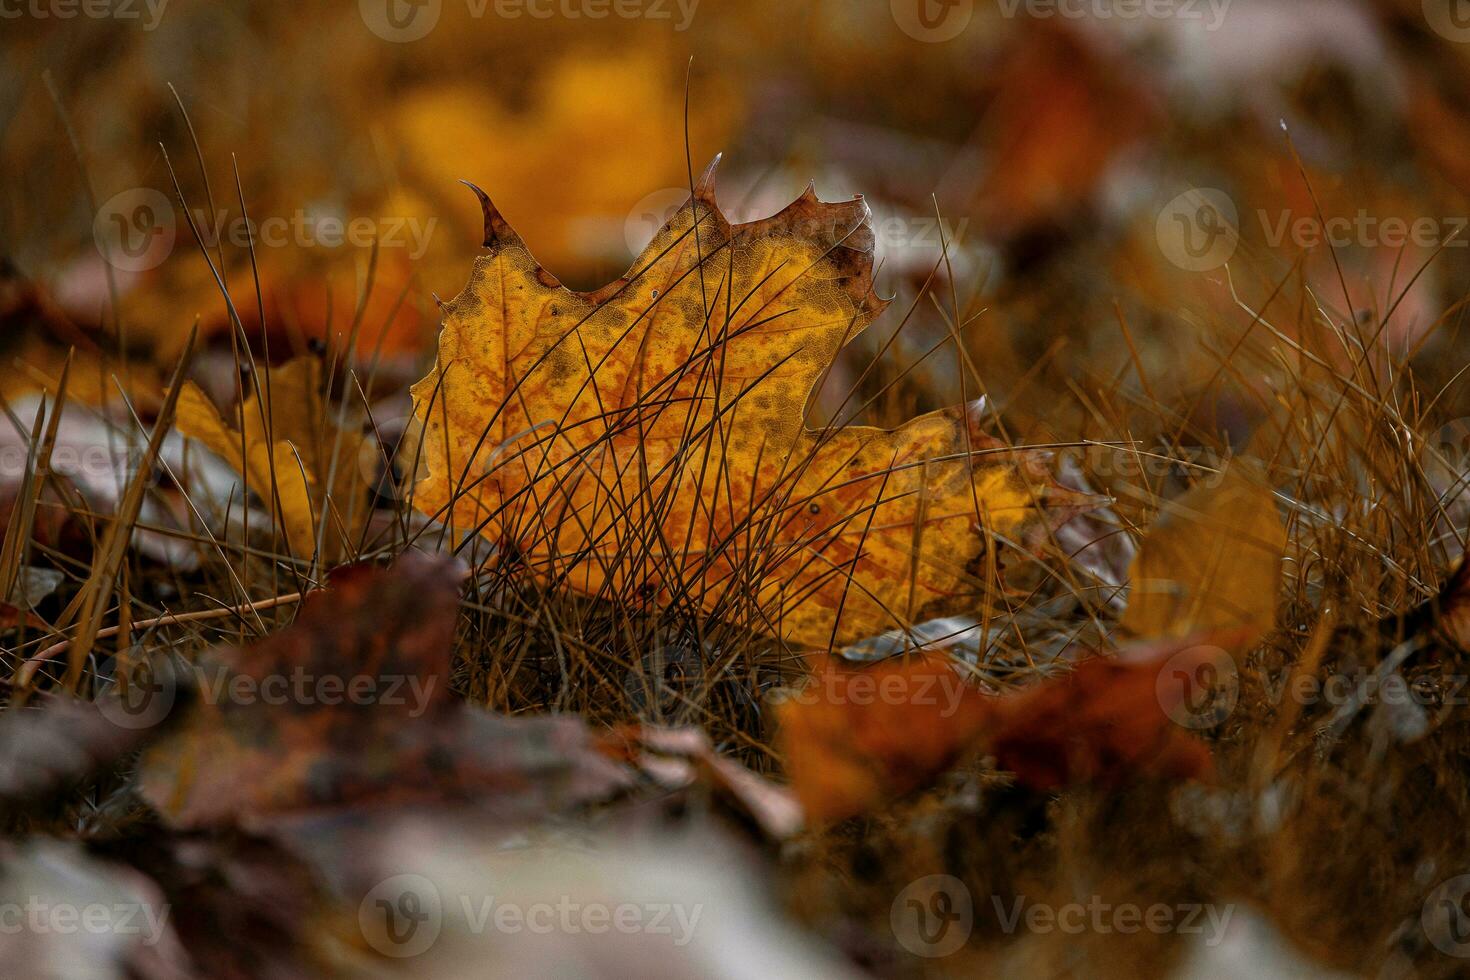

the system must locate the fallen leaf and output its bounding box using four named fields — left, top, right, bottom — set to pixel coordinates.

left=775, top=633, right=1242, bottom=821
left=1120, top=465, right=1287, bottom=647
left=411, top=159, right=1092, bottom=646
left=0, top=602, right=46, bottom=631
left=1050, top=455, right=1136, bottom=609
left=0, top=260, right=161, bottom=407
left=139, top=240, right=432, bottom=370
left=9, top=565, right=64, bottom=606
left=773, top=652, right=994, bottom=822
left=0, top=259, right=90, bottom=347
left=176, top=356, right=369, bottom=560
left=139, top=552, right=629, bottom=827
left=984, top=638, right=1227, bottom=791
left=0, top=393, right=224, bottom=569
